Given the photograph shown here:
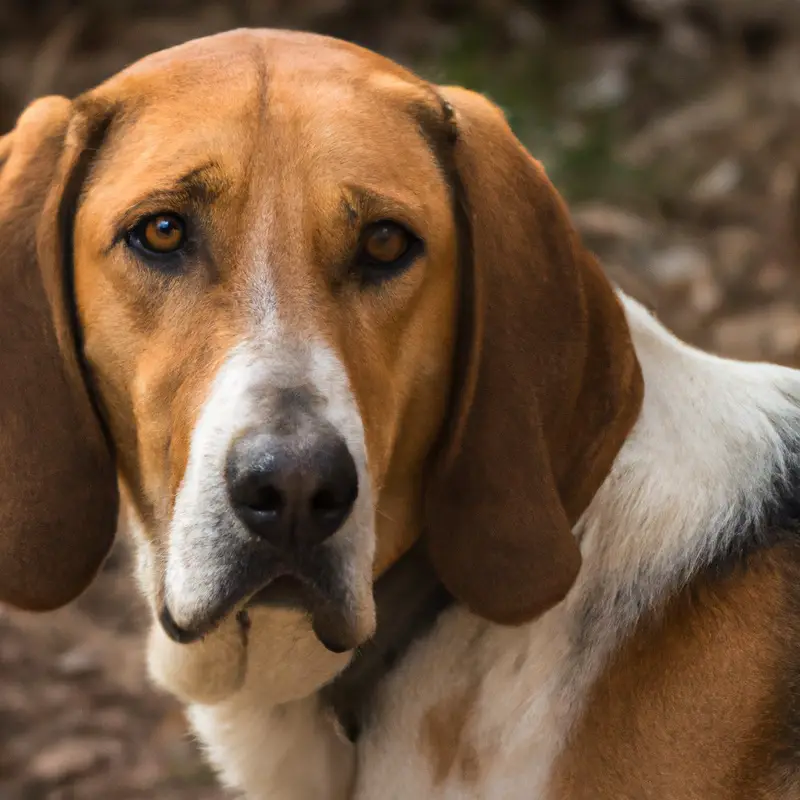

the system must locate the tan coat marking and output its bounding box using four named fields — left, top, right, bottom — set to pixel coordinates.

left=422, top=680, right=483, bottom=786
left=552, top=542, right=800, bottom=799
